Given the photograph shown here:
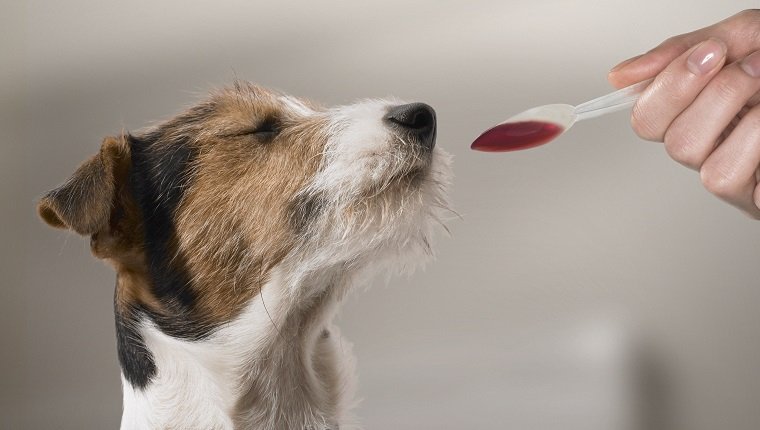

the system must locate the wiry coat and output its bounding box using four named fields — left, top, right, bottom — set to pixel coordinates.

left=38, top=82, right=452, bottom=430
